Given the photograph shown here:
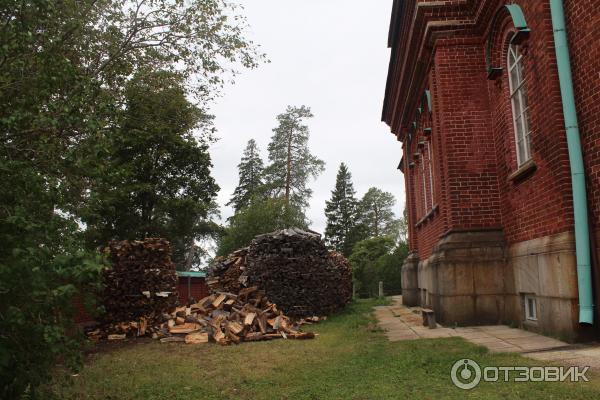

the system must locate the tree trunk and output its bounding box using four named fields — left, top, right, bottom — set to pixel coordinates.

left=285, top=127, right=293, bottom=204
left=374, top=206, right=380, bottom=237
